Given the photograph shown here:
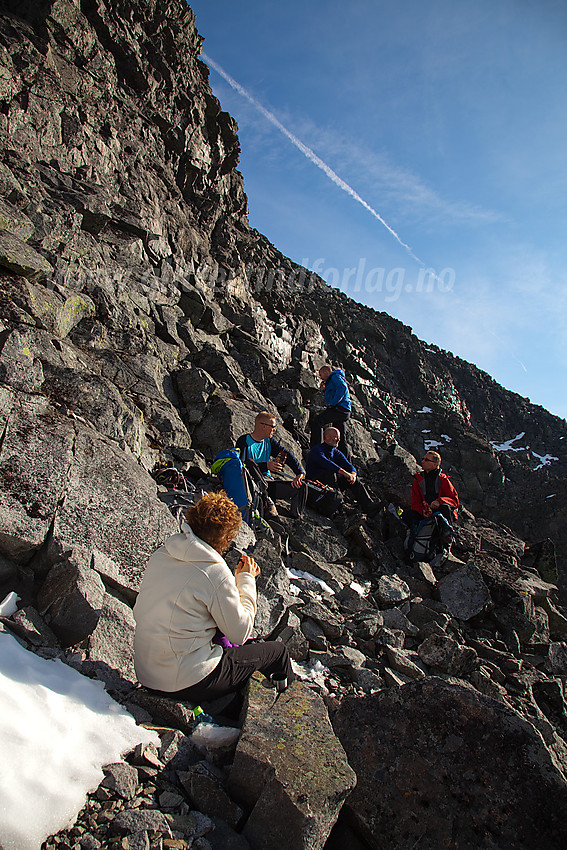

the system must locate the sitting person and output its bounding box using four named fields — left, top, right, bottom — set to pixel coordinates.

left=235, top=411, right=307, bottom=517
left=133, top=492, right=294, bottom=703
left=309, top=364, right=351, bottom=457
left=405, top=450, right=459, bottom=528
left=306, top=427, right=379, bottom=515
